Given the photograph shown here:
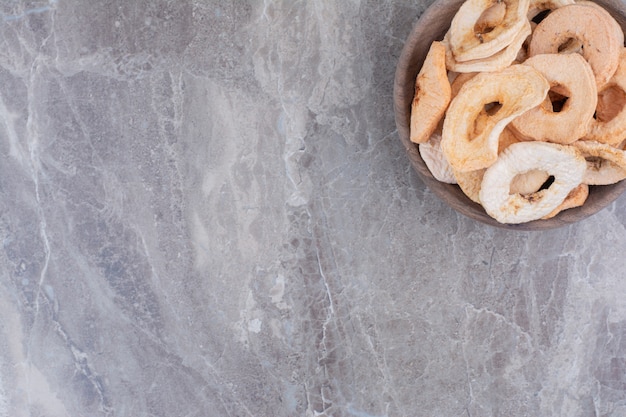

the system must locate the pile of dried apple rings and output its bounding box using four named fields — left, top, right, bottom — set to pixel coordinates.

left=410, top=0, right=626, bottom=224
